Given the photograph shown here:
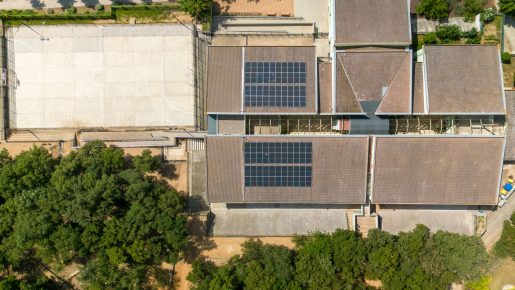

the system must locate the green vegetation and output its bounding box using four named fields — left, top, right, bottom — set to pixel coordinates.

left=502, top=52, right=512, bottom=64
left=480, top=7, right=495, bottom=24
left=179, top=0, right=213, bottom=21
left=416, top=0, right=450, bottom=21
left=499, top=0, right=515, bottom=17
left=0, top=143, right=188, bottom=289
left=436, top=24, right=462, bottom=42
left=0, top=4, right=181, bottom=25
left=188, top=225, right=490, bottom=290
left=463, top=0, right=485, bottom=21
left=494, top=211, right=515, bottom=259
